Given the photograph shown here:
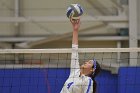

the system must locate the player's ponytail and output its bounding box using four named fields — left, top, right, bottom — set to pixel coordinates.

left=92, top=78, right=97, bottom=93
left=91, top=61, right=101, bottom=93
